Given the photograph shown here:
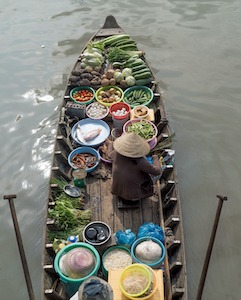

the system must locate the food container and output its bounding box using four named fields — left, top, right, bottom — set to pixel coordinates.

left=71, top=118, right=110, bottom=147
left=123, top=119, right=158, bottom=144
left=119, top=264, right=152, bottom=299
left=70, top=86, right=95, bottom=105
left=95, top=86, right=124, bottom=107
left=123, top=86, right=154, bottom=108
left=72, top=168, right=87, bottom=188
left=133, top=105, right=149, bottom=119
left=110, top=102, right=131, bottom=129
left=68, top=146, right=100, bottom=172
left=102, top=246, right=132, bottom=279
left=85, top=102, right=109, bottom=120
left=98, top=146, right=112, bottom=164
left=54, top=243, right=100, bottom=297
left=131, top=236, right=166, bottom=269
left=111, top=128, right=122, bottom=140
left=82, top=221, right=112, bottom=255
